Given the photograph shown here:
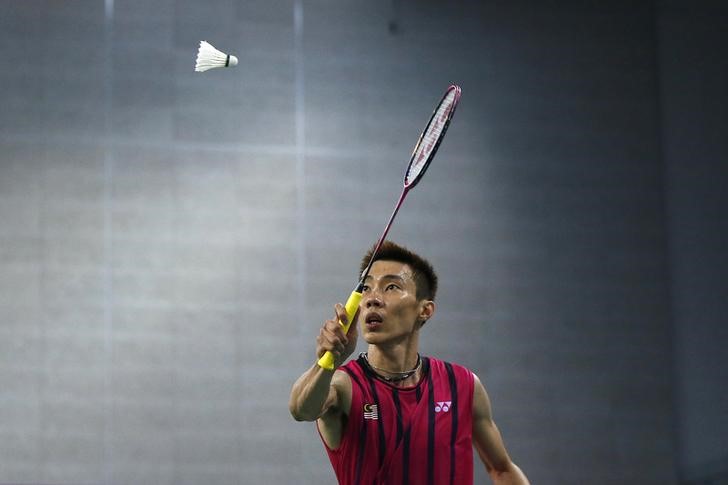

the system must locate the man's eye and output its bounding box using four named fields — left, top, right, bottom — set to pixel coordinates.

left=386, top=284, right=399, bottom=291
left=361, top=285, right=370, bottom=292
